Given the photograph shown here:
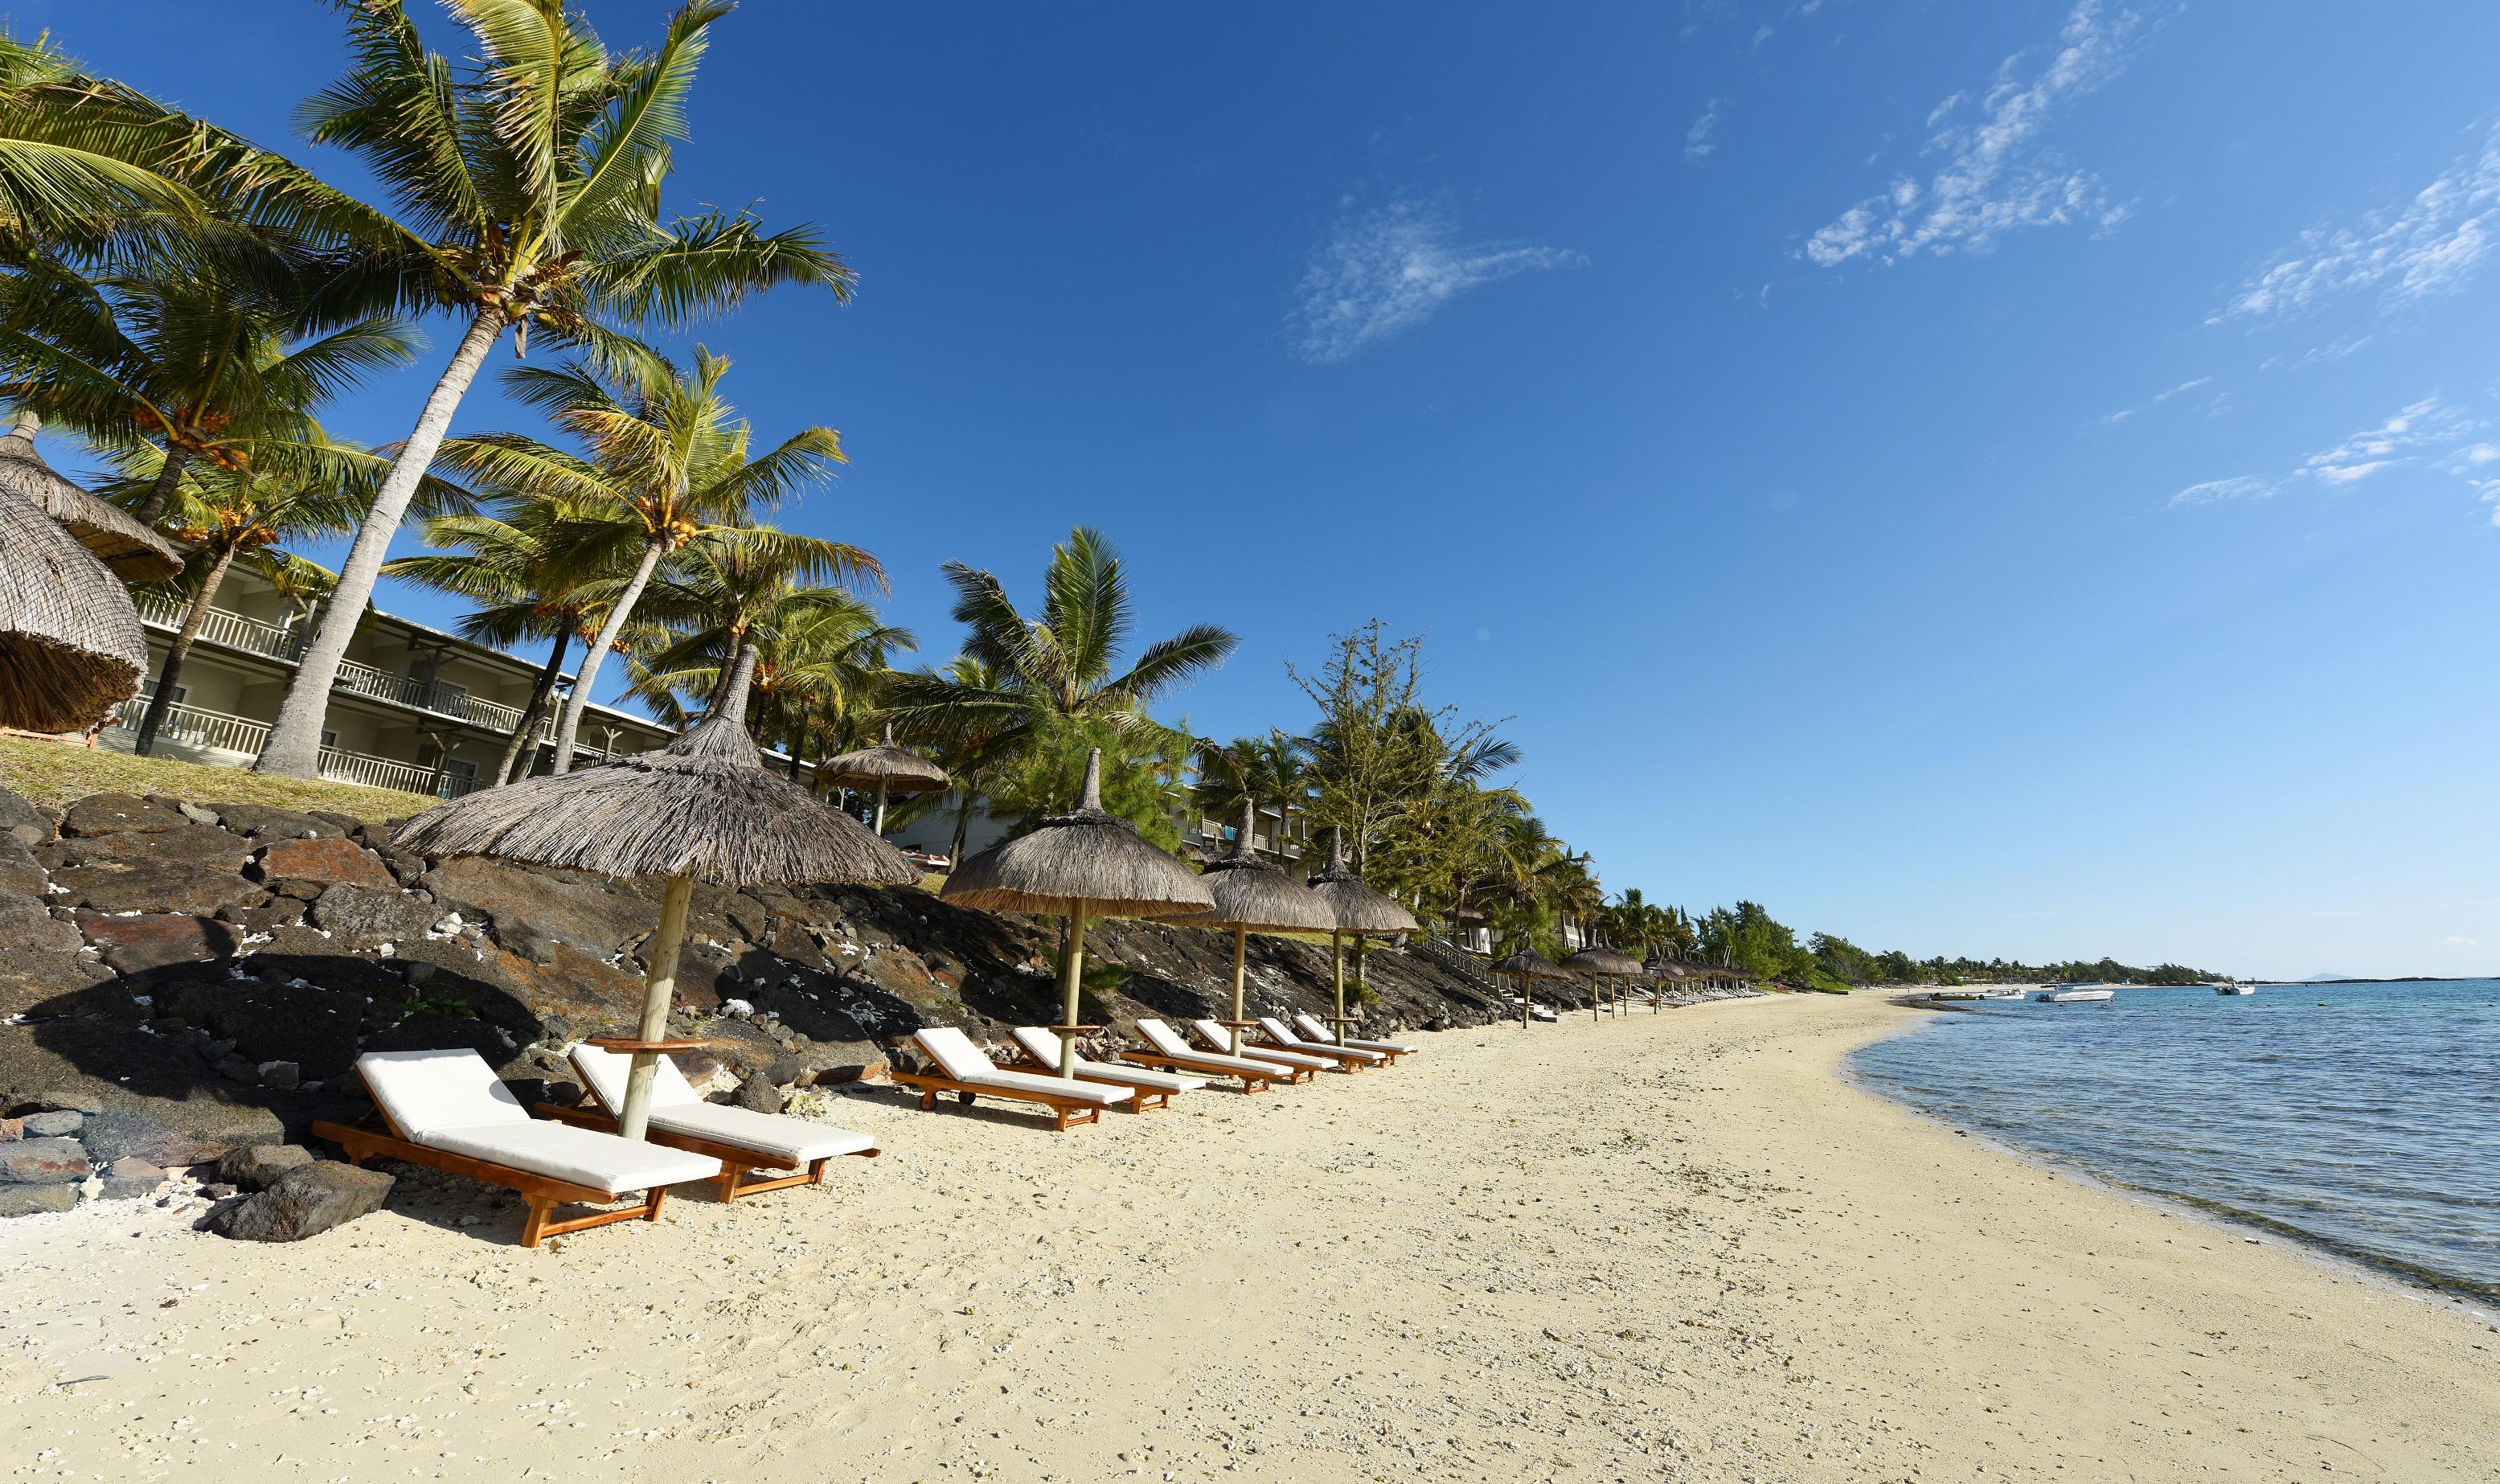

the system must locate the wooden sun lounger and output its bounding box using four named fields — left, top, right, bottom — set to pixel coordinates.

left=1132, top=1018, right=1309, bottom=1088
left=544, top=1043, right=881, bottom=1204
left=890, top=1027, right=1133, bottom=1132
left=1290, top=1013, right=1417, bottom=1064
left=1252, top=1016, right=1387, bottom=1071
left=1003, top=1027, right=1201, bottom=1111
left=312, top=1050, right=722, bottom=1248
